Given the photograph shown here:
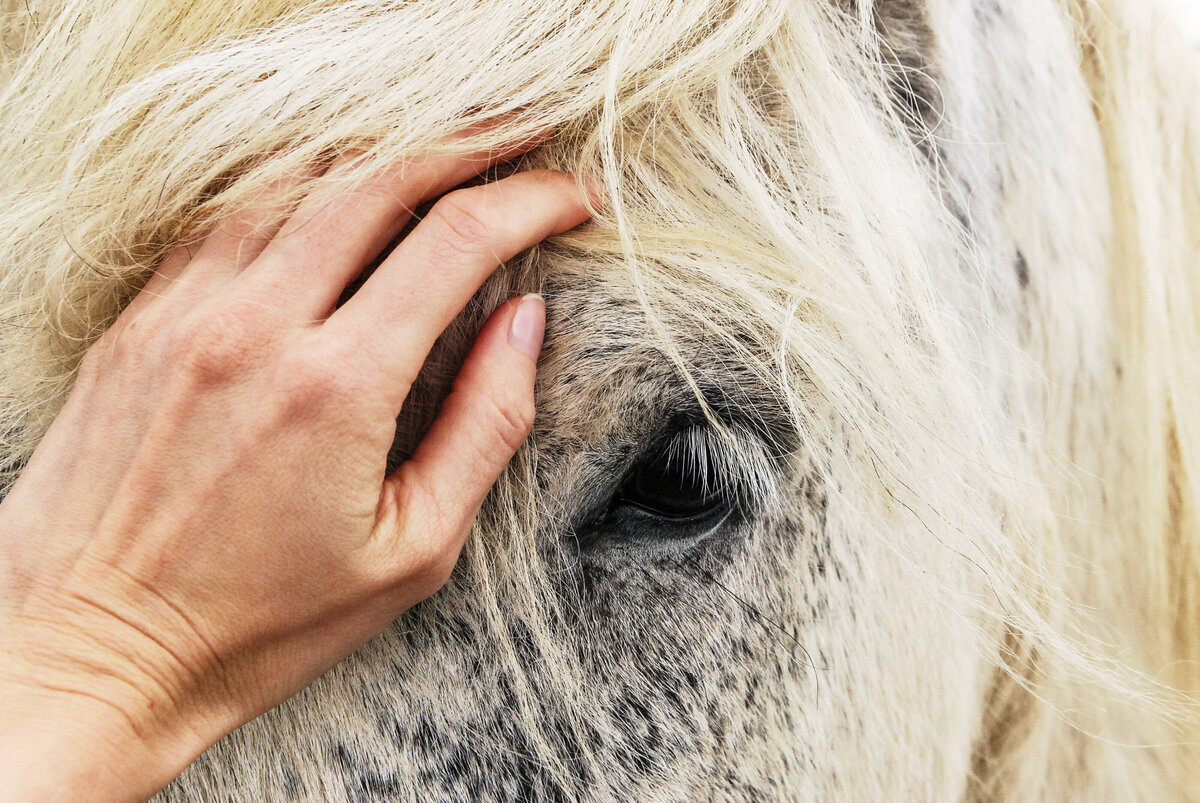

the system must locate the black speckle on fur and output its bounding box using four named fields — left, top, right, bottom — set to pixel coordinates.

left=281, top=764, right=302, bottom=800
left=875, top=1, right=943, bottom=149
left=842, top=1, right=944, bottom=153
left=1015, top=250, right=1030, bottom=290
